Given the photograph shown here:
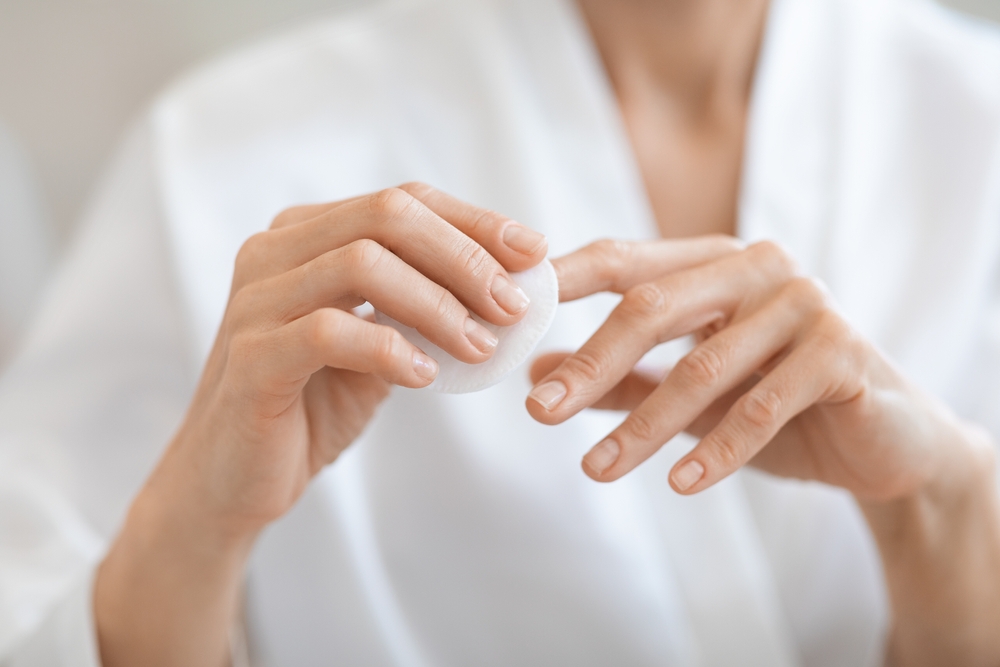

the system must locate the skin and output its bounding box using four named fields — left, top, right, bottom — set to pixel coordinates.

left=95, top=184, right=548, bottom=665
left=94, top=0, right=1000, bottom=666
left=528, top=1, right=1000, bottom=665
